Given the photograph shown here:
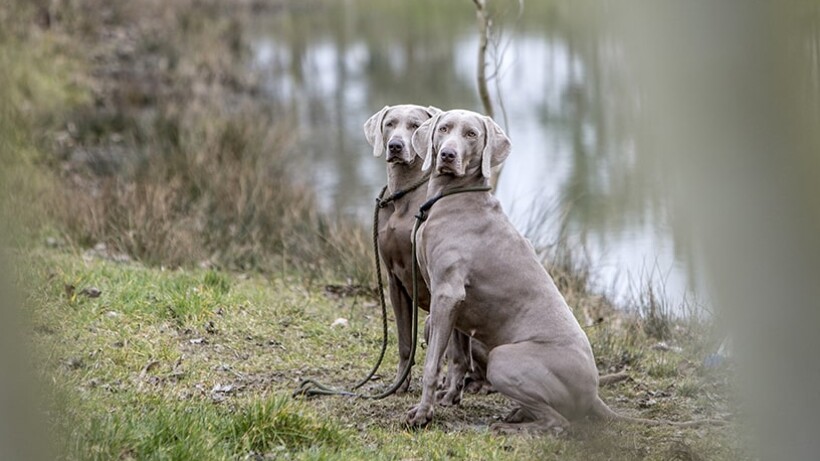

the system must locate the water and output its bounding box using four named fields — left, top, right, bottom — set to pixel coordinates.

left=248, top=0, right=706, bottom=311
